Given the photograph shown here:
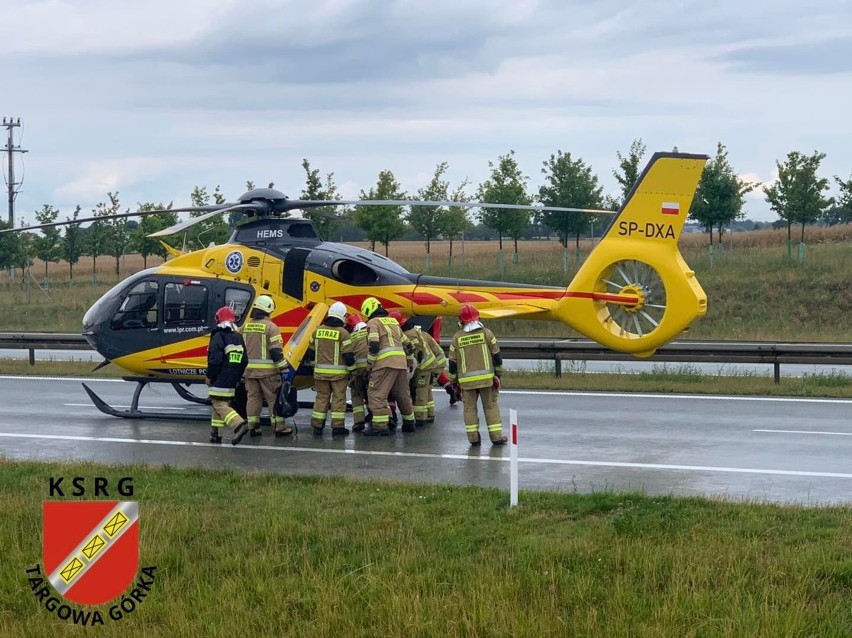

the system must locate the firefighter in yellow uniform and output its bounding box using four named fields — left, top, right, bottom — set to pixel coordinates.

left=240, top=294, right=293, bottom=437
left=307, top=302, right=355, bottom=436
left=420, top=325, right=447, bottom=423
left=360, top=297, right=416, bottom=436
left=448, top=303, right=507, bottom=446
left=345, top=313, right=370, bottom=432
left=390, top=311, right=436, bottom=428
